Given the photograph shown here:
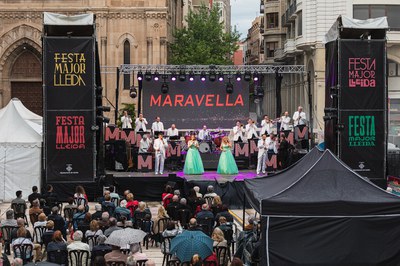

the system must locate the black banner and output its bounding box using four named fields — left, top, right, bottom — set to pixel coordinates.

left=340, top=40, right=385, bottom=110
left=340, top=111, right=385, bottom=179
left=44, top=37, right=95, bottom=182
left=142, top=79, right=249, bottom=128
